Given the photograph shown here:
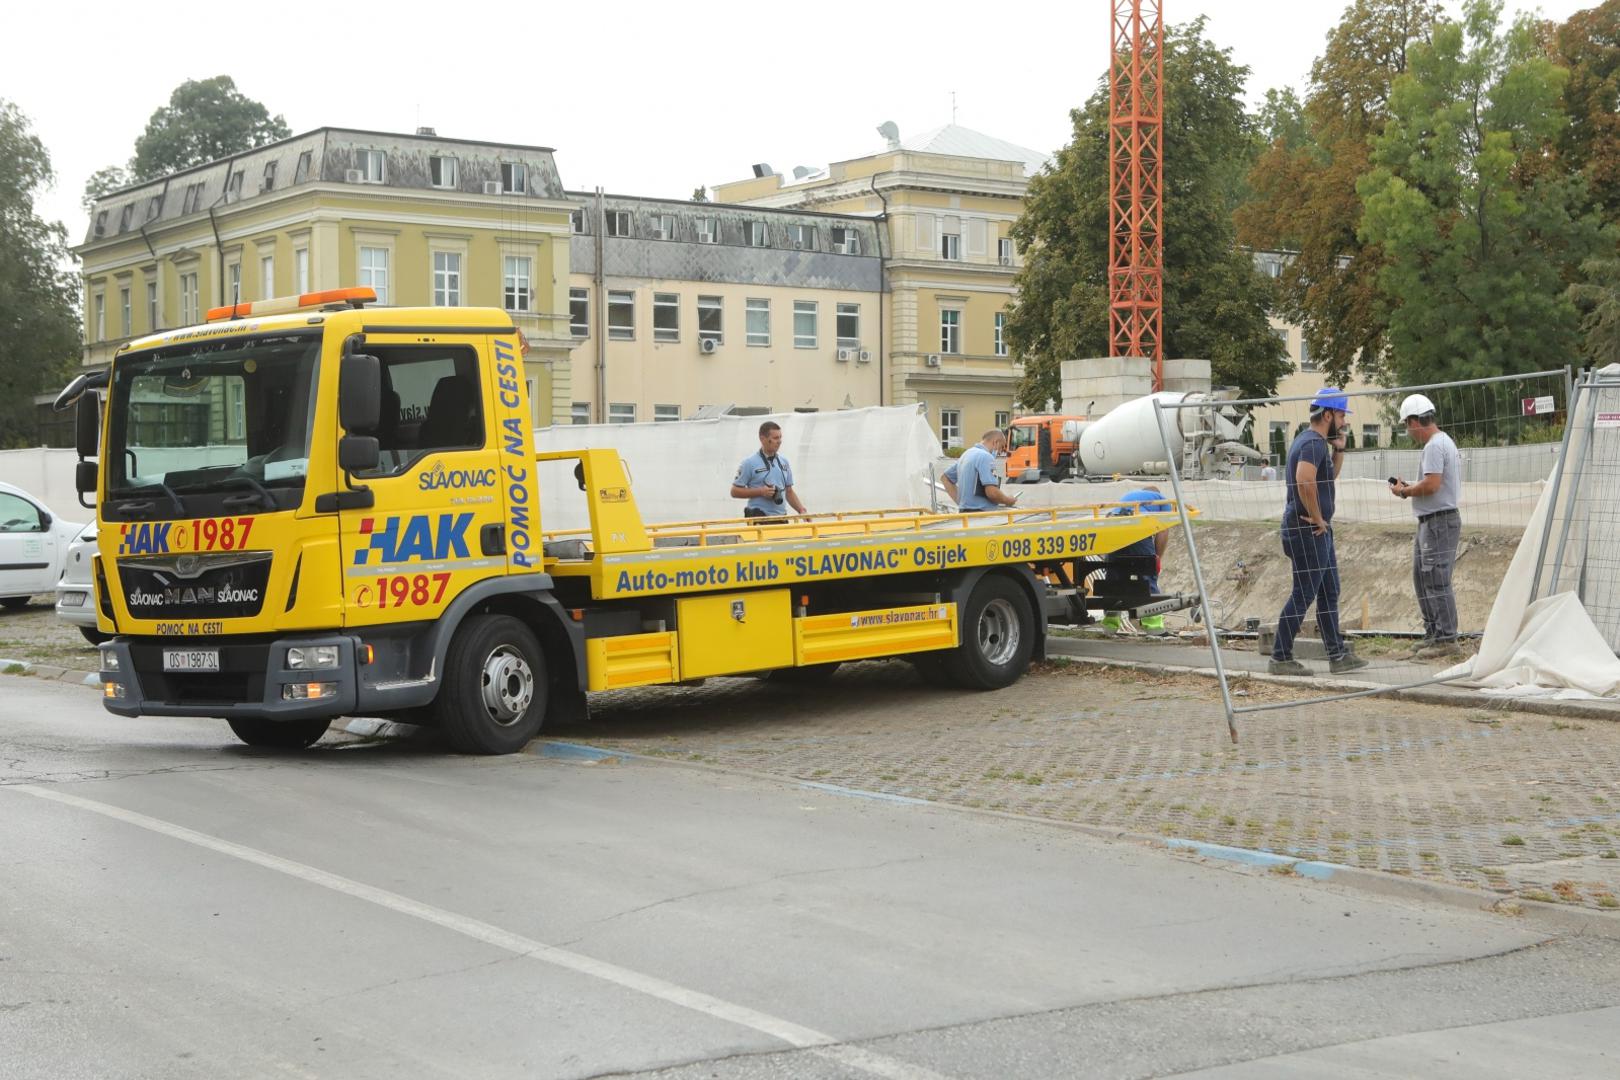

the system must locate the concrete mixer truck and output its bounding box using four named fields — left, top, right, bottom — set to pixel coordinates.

left=1071, top=392, right=1263, bottom=480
